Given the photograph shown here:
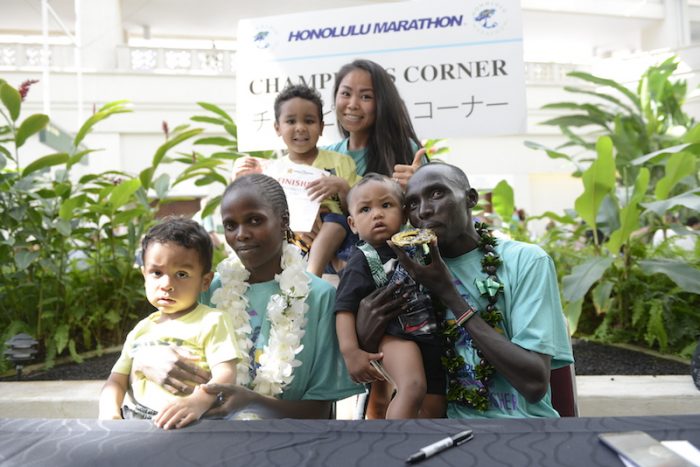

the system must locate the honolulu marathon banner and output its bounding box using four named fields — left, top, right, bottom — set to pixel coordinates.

left=235, top=0, right=525, bottom=151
